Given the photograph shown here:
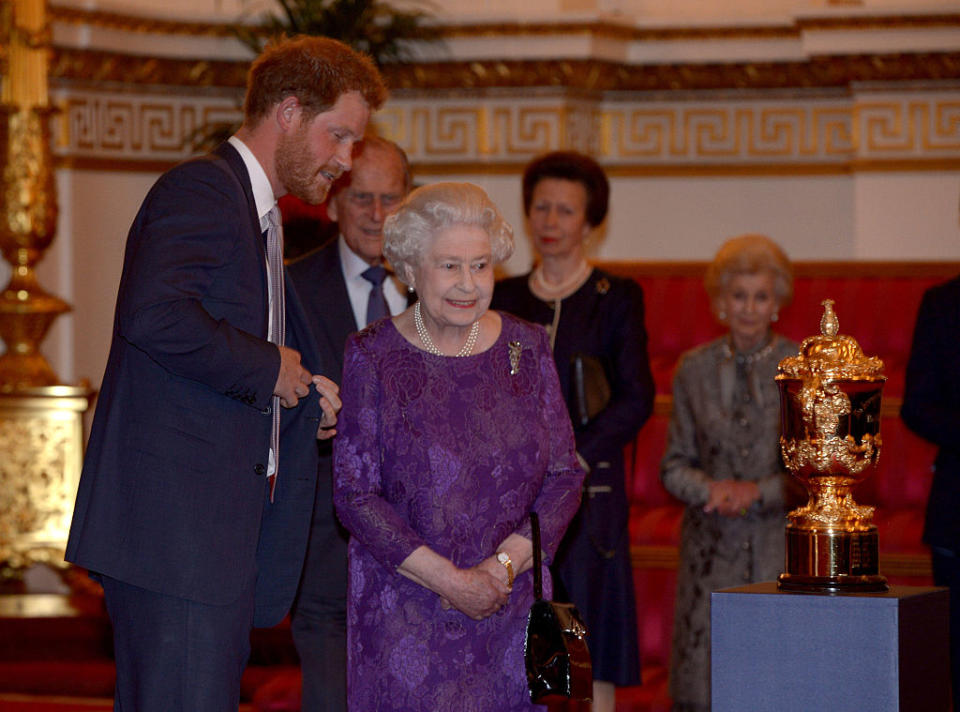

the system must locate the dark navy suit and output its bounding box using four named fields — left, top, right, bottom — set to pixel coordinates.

left=289, top=241, right=358, bottom=383
left=902, top=274, right=960, bottom=711
left=66, top=142, right=322, bottom=710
